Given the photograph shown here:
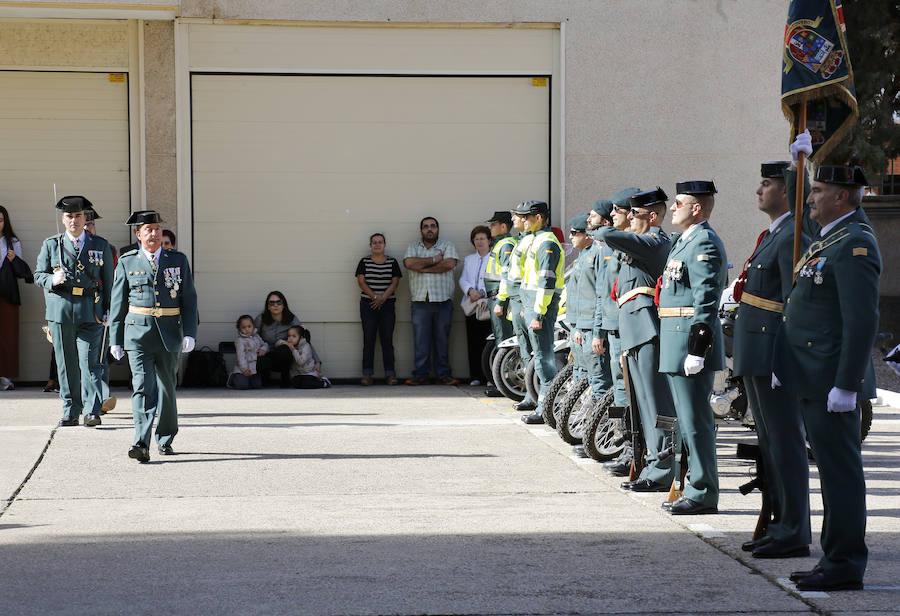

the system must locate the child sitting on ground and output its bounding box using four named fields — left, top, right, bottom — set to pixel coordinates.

left=227, top=314, right=268, bottom=389
left=277, top=325, right=329, bottom=389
